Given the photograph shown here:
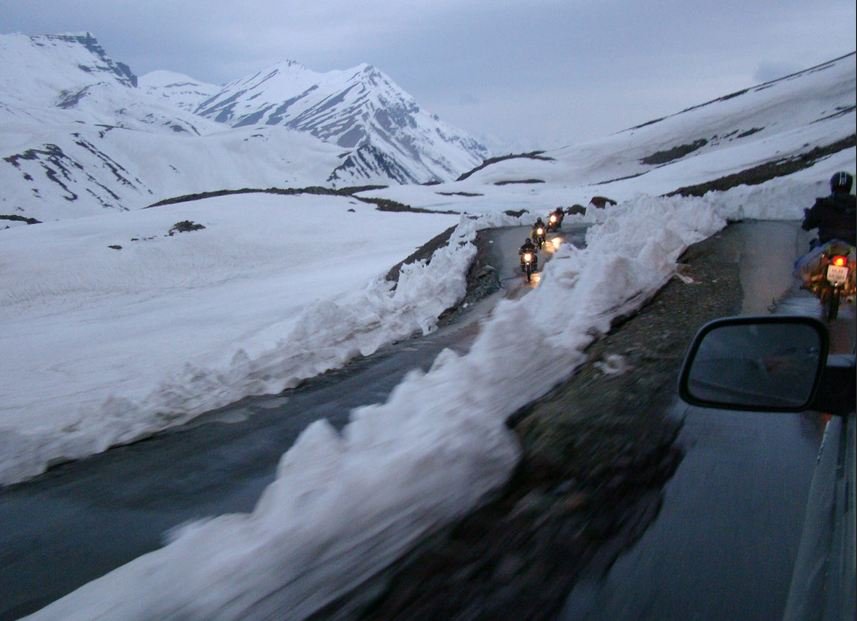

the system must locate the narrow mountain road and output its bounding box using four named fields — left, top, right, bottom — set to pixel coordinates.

left=0, top=224, right=583, bottom=621
left=355, top=221, right=854, bottom=621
